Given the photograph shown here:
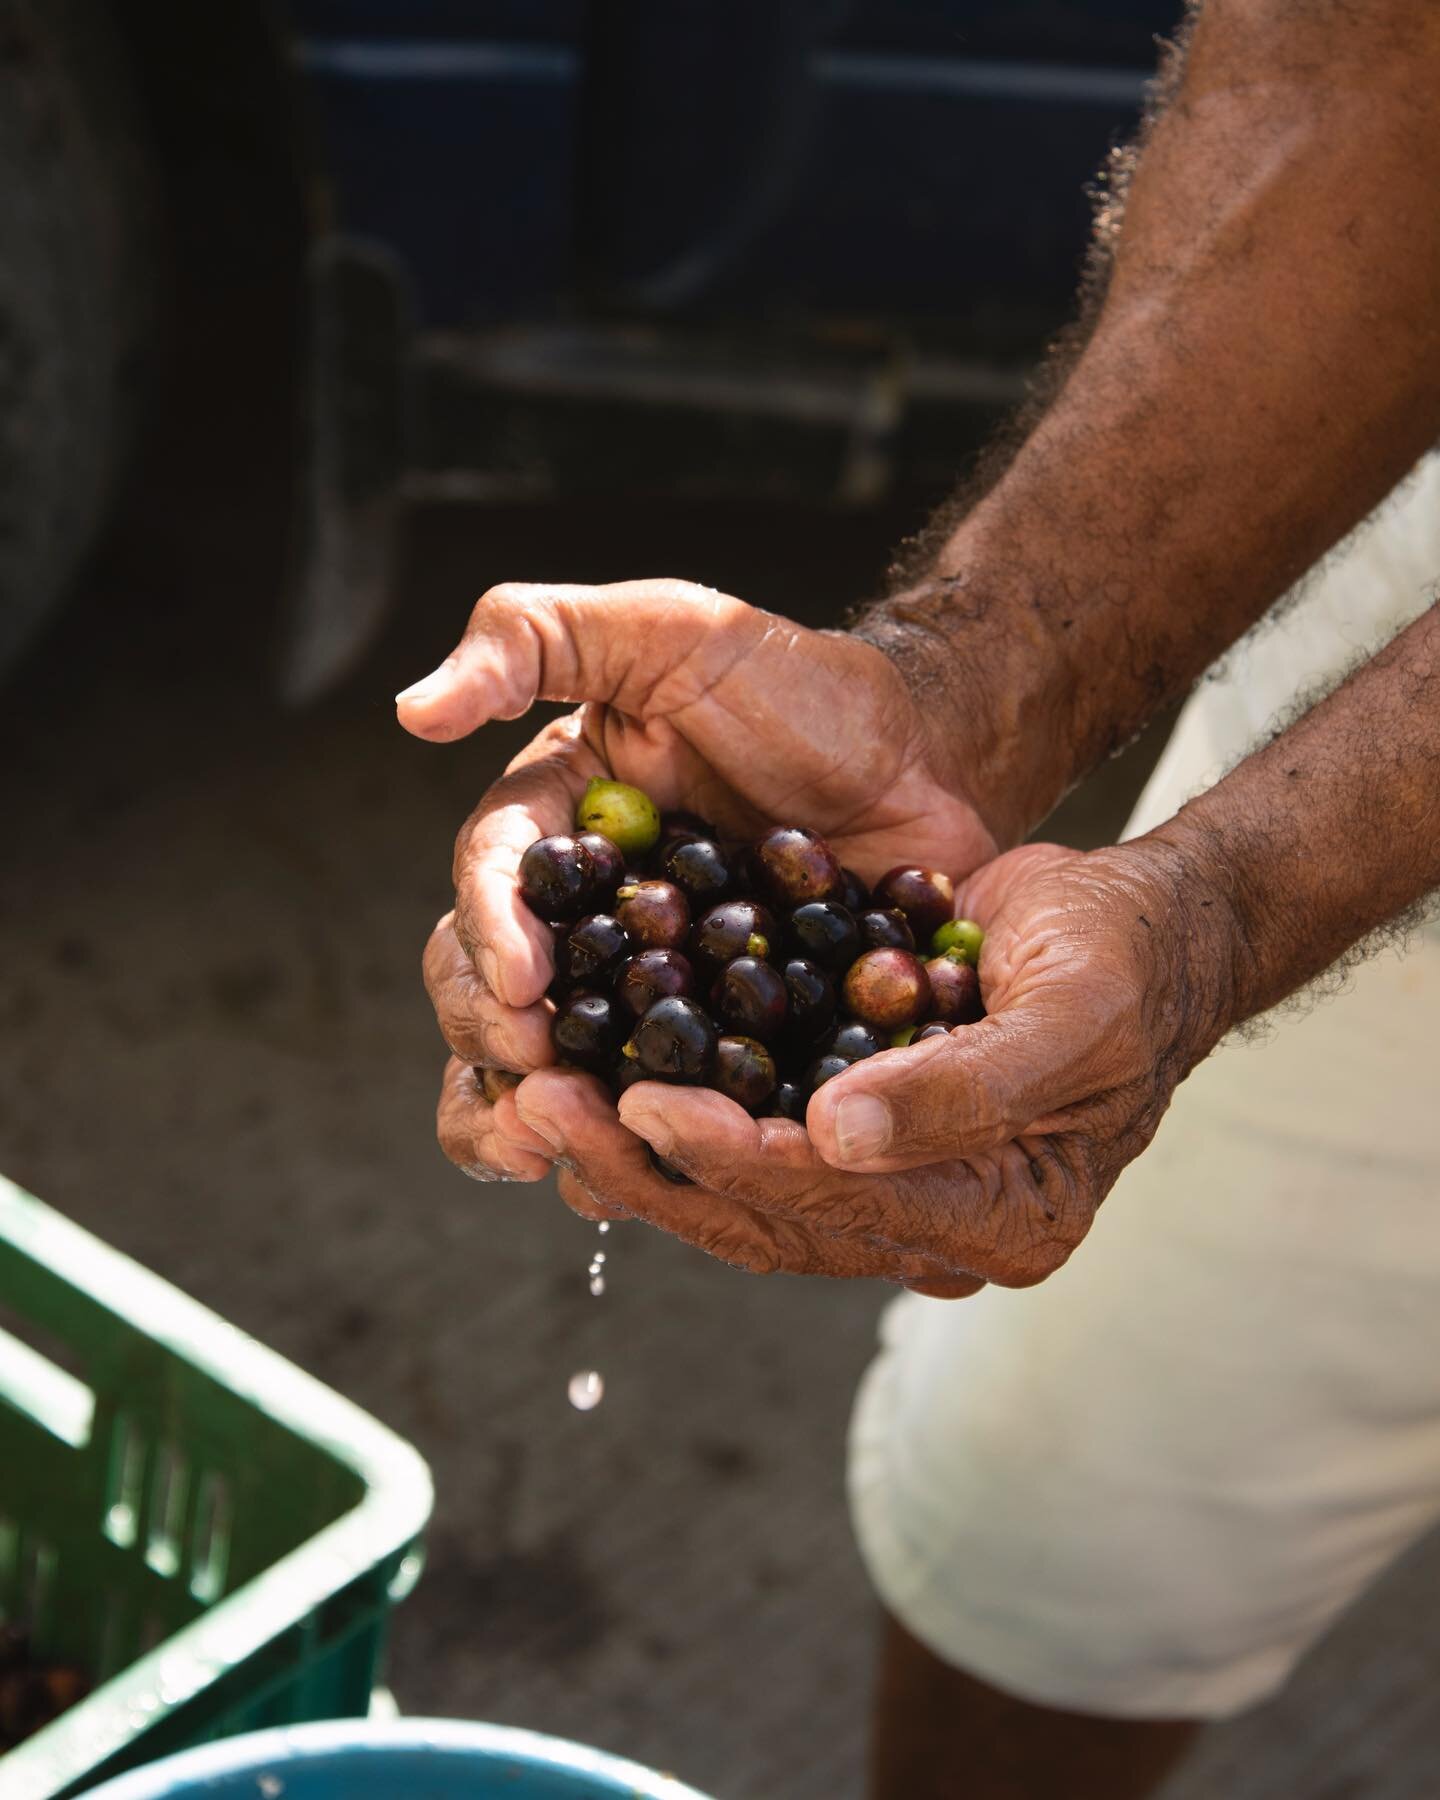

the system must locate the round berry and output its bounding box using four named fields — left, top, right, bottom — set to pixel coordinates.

left=575, top=778, right=661, bottom=857
left=873, top=866, right=955, bottom=940
left=785, top=900, right=861, bottom=971
left=752, top=826, right=842, bottom=908
left=518, top=834, right=595, bottom=921
left=843, top=948, right=932, bottom=1032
